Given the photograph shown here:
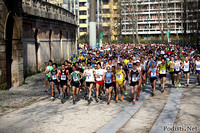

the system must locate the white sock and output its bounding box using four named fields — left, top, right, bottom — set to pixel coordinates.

left=187, top=78, right=189, bottom=84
